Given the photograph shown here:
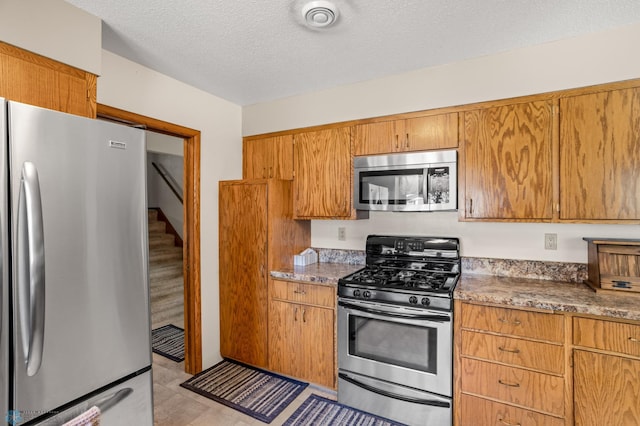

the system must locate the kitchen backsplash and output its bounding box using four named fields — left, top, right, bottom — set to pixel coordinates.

left=315, top=248, right=587, bottom=283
